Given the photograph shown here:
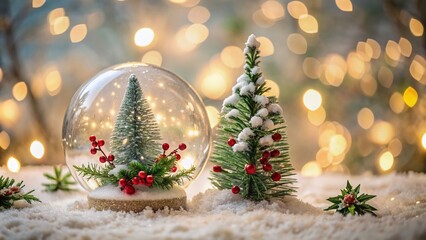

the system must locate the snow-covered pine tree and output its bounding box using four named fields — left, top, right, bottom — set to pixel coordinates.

left=210, top=34, right=296, bottom=201
left=110, top=74, right=161, bottom=165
